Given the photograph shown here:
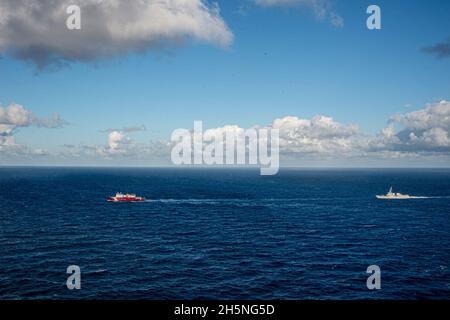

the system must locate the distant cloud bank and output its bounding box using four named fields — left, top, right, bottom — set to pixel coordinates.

left=5, top=100, right=449, bottom=166
left=2, top=100, right=450, bottom=166
left=185, top=100, right=450, bottom=161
